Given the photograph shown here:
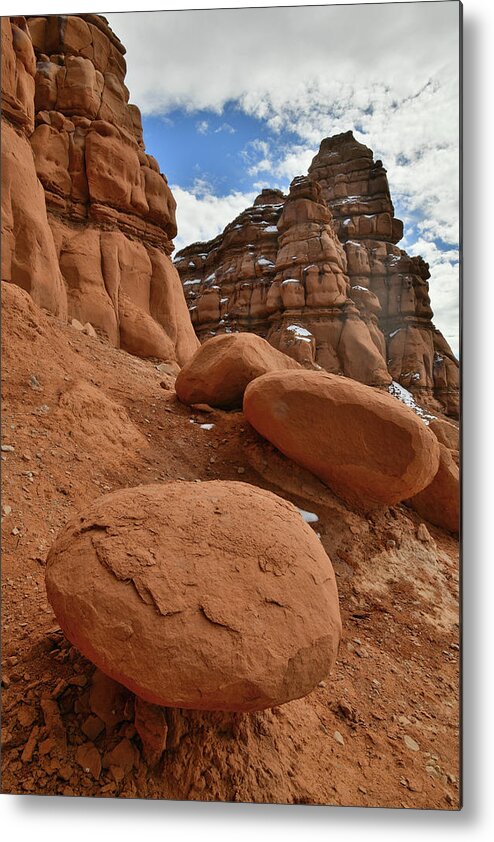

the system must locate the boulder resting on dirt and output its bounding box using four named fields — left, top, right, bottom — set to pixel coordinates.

left=45, top=481, right=341, bottom=711
left=243, top=370, right=441, bottom=511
